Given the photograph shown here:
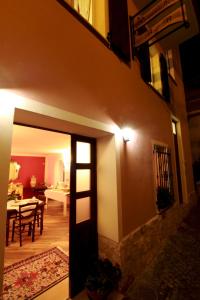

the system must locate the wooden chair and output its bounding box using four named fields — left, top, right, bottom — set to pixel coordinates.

left=36, top=200, right=45, bottom=235
left=12, top=202, right=38, bottom=247
left=6, top=210, right=17, bottom=246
